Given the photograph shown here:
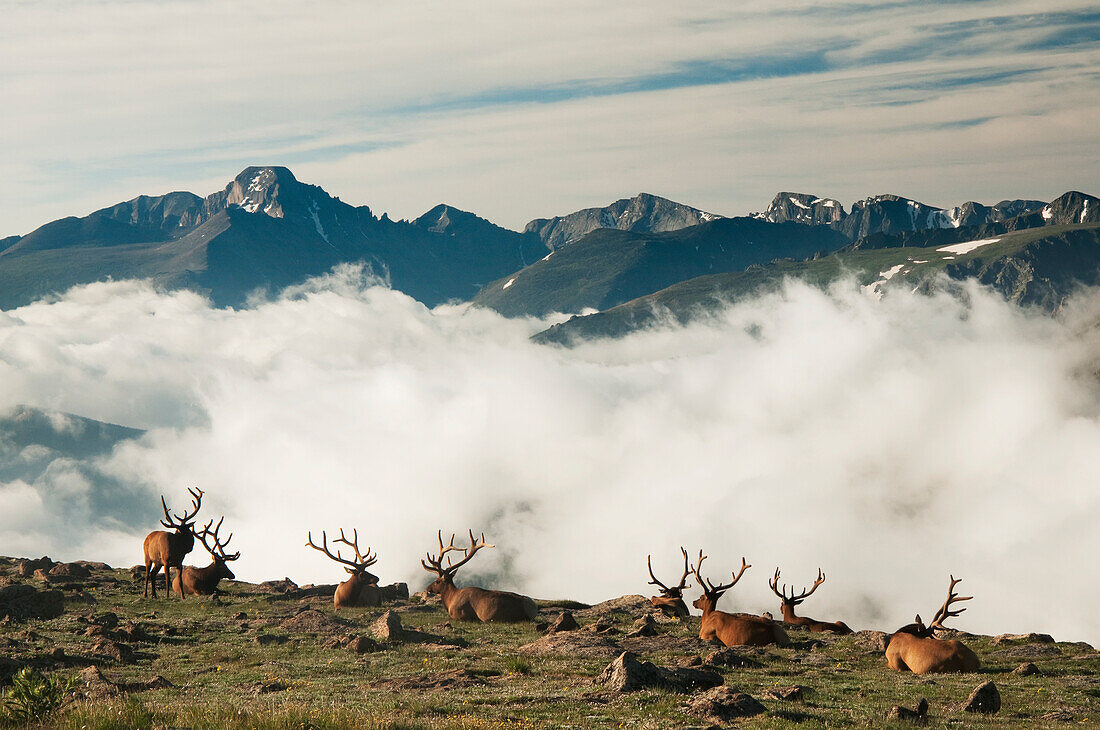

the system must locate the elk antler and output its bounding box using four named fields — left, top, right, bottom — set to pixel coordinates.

left=159, top=487, right=204, bottom=529
left=306, top=529, right=378, bottom=572
left=647, top=547, right=691, bottom=597
left=692, top=550, right=749, bottom=597
left=927, top=575, right=972, bottom=633
left=769, top=567, right=826, bottom=605
left=421, top=529, right=494, bottom=576
left=195, top=516, right=240, bottom=561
